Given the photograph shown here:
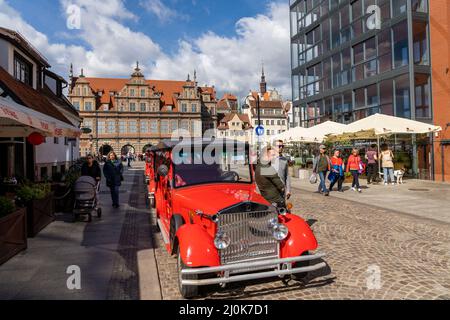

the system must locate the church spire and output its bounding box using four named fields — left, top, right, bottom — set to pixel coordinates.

left=260, top=62, right=267, bottom=95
